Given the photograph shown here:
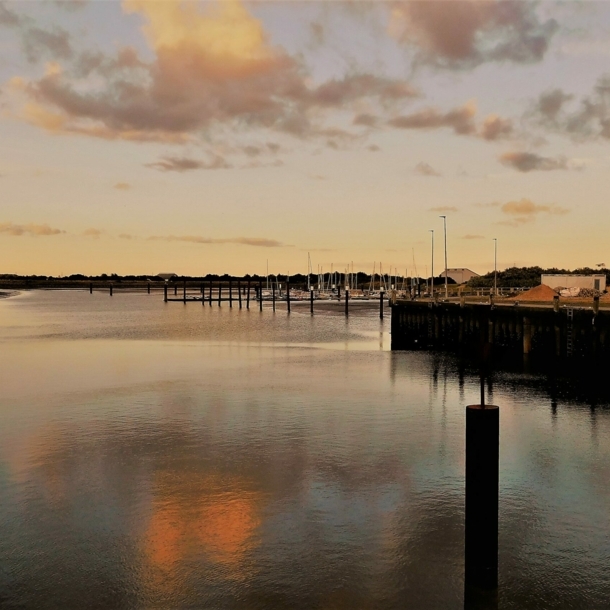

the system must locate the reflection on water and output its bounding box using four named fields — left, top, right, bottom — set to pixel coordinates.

left=0, top=291, right=609, bottom=609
